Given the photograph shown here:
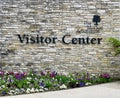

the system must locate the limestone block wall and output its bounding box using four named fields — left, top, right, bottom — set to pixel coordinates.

left=0, top=0, right=120, bottom=77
